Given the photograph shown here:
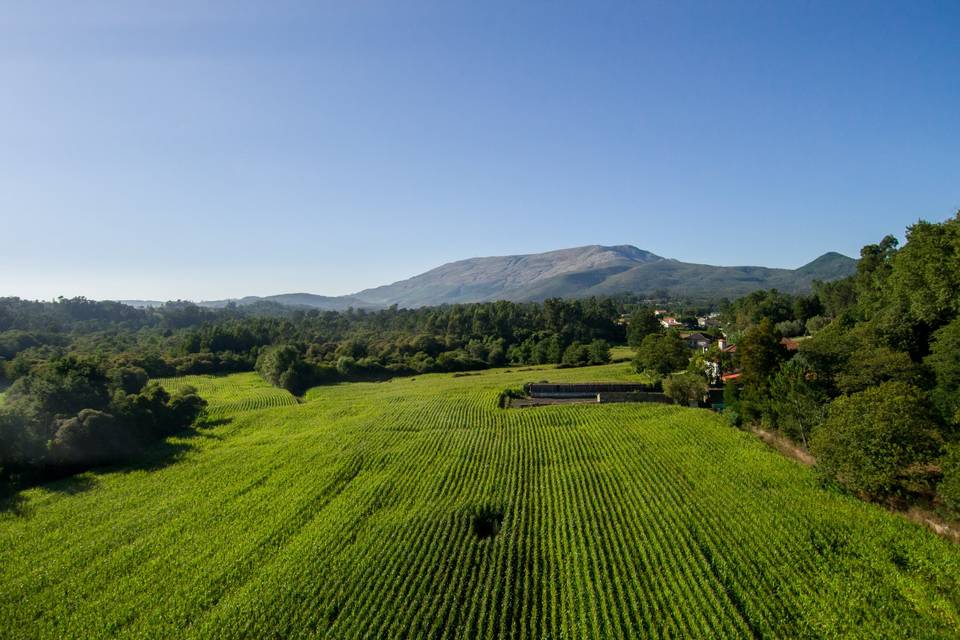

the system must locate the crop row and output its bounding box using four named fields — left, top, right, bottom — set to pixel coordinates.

left=1, top=366, right=958, bottom=638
